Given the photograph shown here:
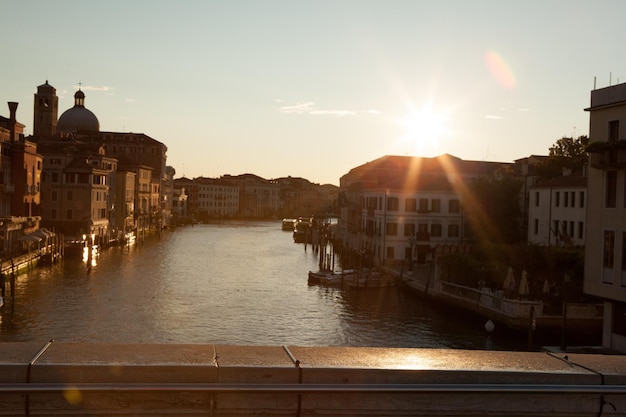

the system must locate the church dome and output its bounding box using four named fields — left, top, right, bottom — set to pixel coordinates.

left=57, top=89, right=100, bottom=133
